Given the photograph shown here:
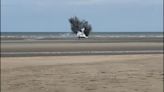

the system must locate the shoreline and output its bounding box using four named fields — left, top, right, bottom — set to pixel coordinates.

left=1, top=37, right=163, bottom=43
left=1, top=50, right=163, bottom=57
